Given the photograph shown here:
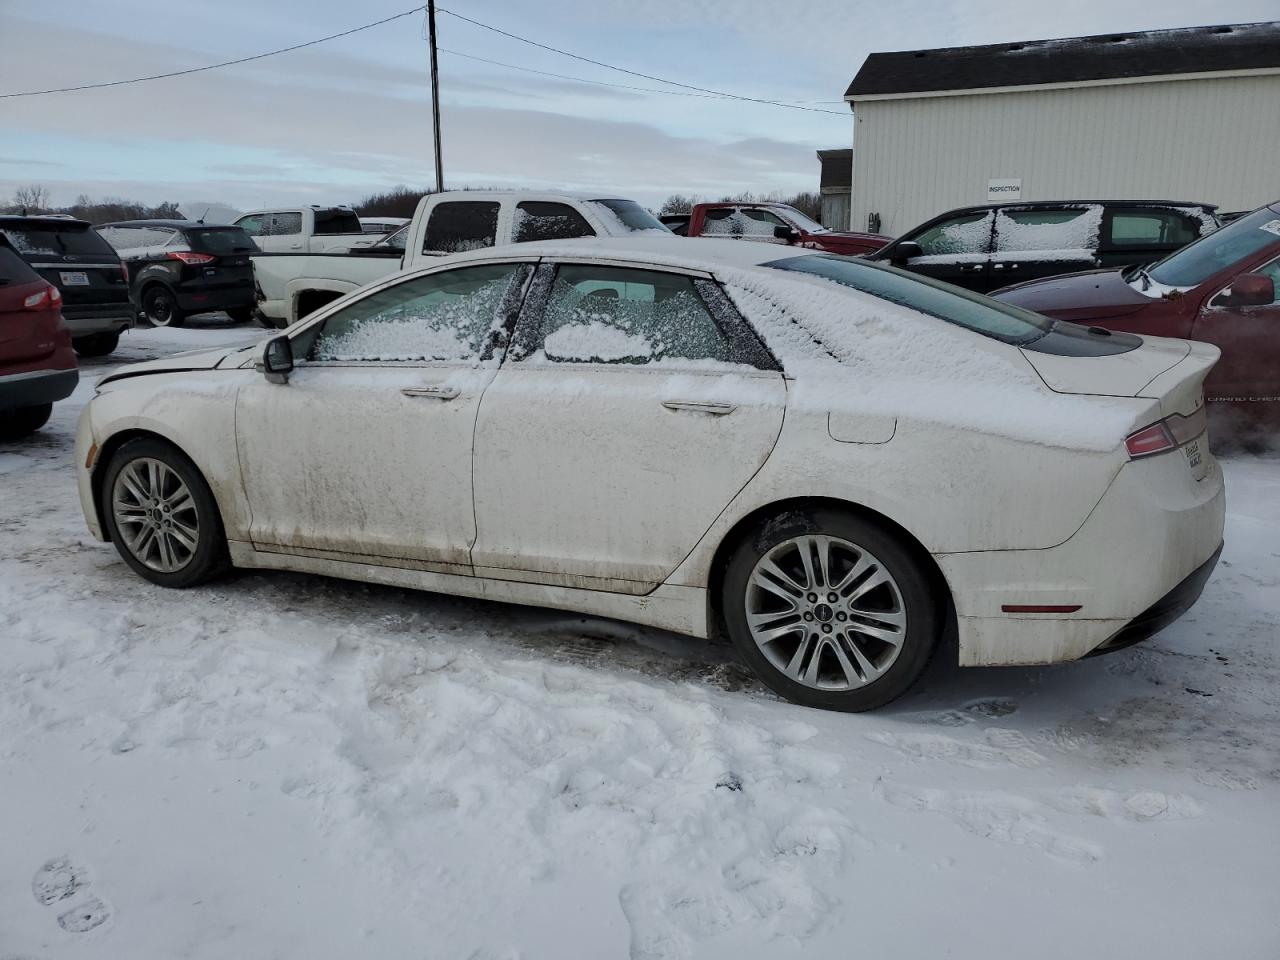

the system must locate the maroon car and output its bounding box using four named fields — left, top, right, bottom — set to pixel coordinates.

left=995, top=202, right=1280, bottom=423
left=0, top=238, right=78, bottom=440
left=686, top=202, right=889, bottom=255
